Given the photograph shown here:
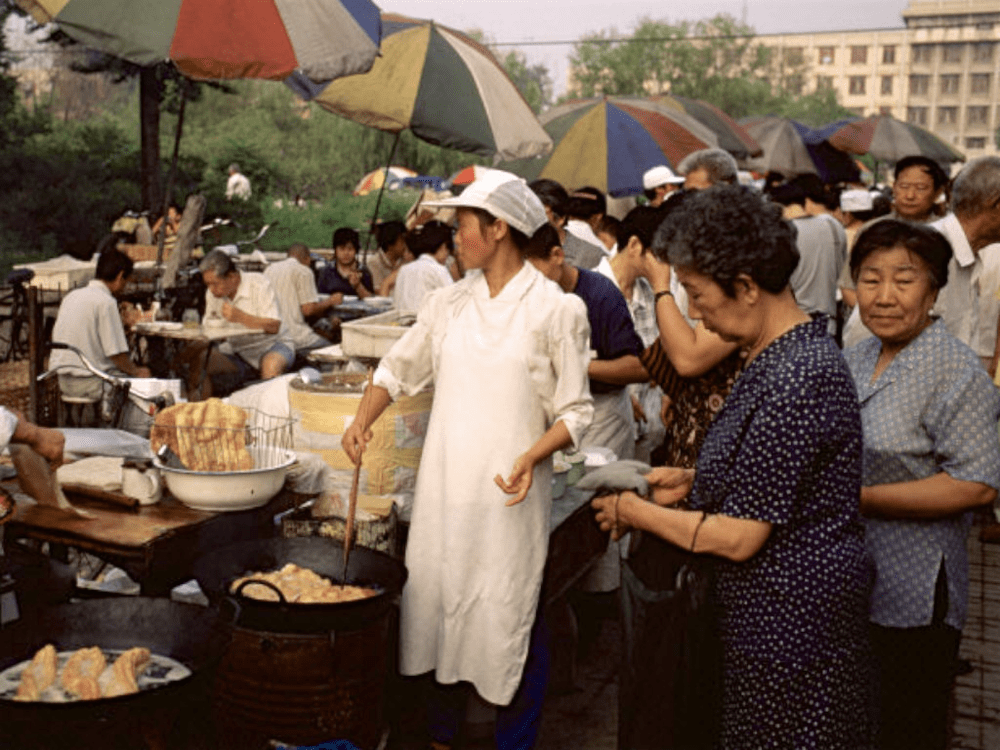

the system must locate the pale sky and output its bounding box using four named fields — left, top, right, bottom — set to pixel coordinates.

left=6, top=1, right=914, bottom=96
left=383, top=0, right=913, bottom=94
